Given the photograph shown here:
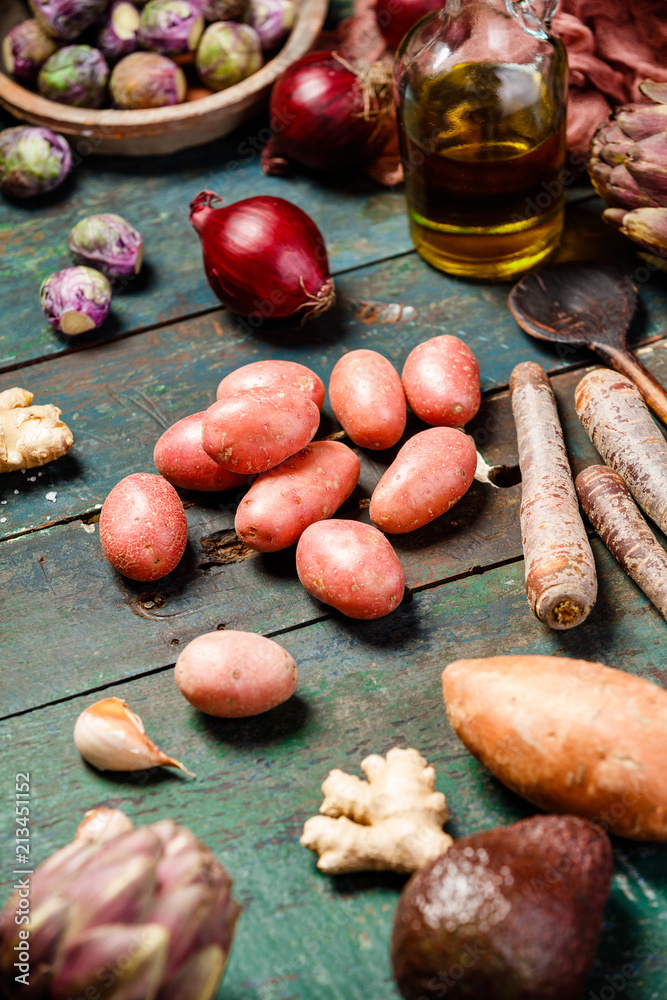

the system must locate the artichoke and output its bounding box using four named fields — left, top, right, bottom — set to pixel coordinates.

left=40, top=265, right=112, bottom=335
left=244, top=0, right=294, bottom=50
left=589, top=79, right=667, bottom=270
left=138, top=0, right=205, bottom=55
left=38, top=45, right=110, bottom=108
left=2, top=18, right=58, bottom=83
left=0, top=126, right=72, bottom=199
left=0, top=810, right=241, bottom=1000
left=68, top=213, right=144, bottom=279
left=28, top=0, right=111, bottom=41
left=110, top=51, right=187, bottom=108
left=96, top=0, right=141, bottom=63
left=196, top=22, right=262, bottom=92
